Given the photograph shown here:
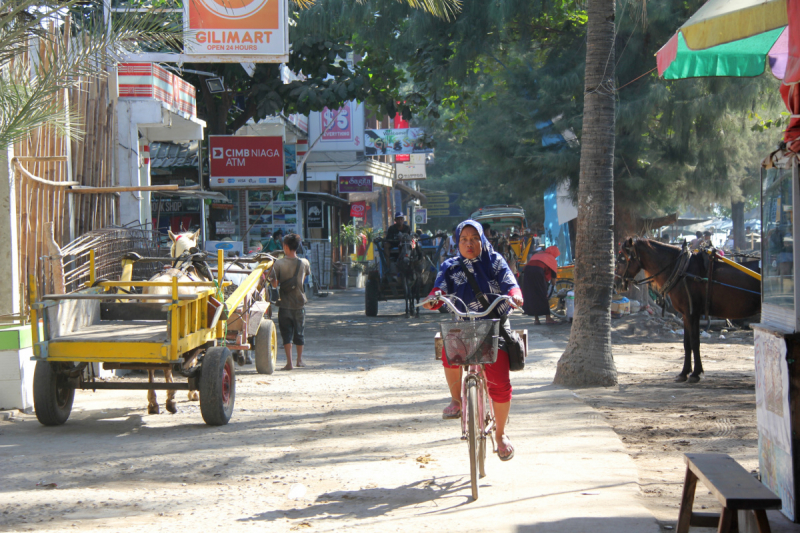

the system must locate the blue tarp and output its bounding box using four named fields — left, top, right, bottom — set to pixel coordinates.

left=543, top=186, right=573, bottom=267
